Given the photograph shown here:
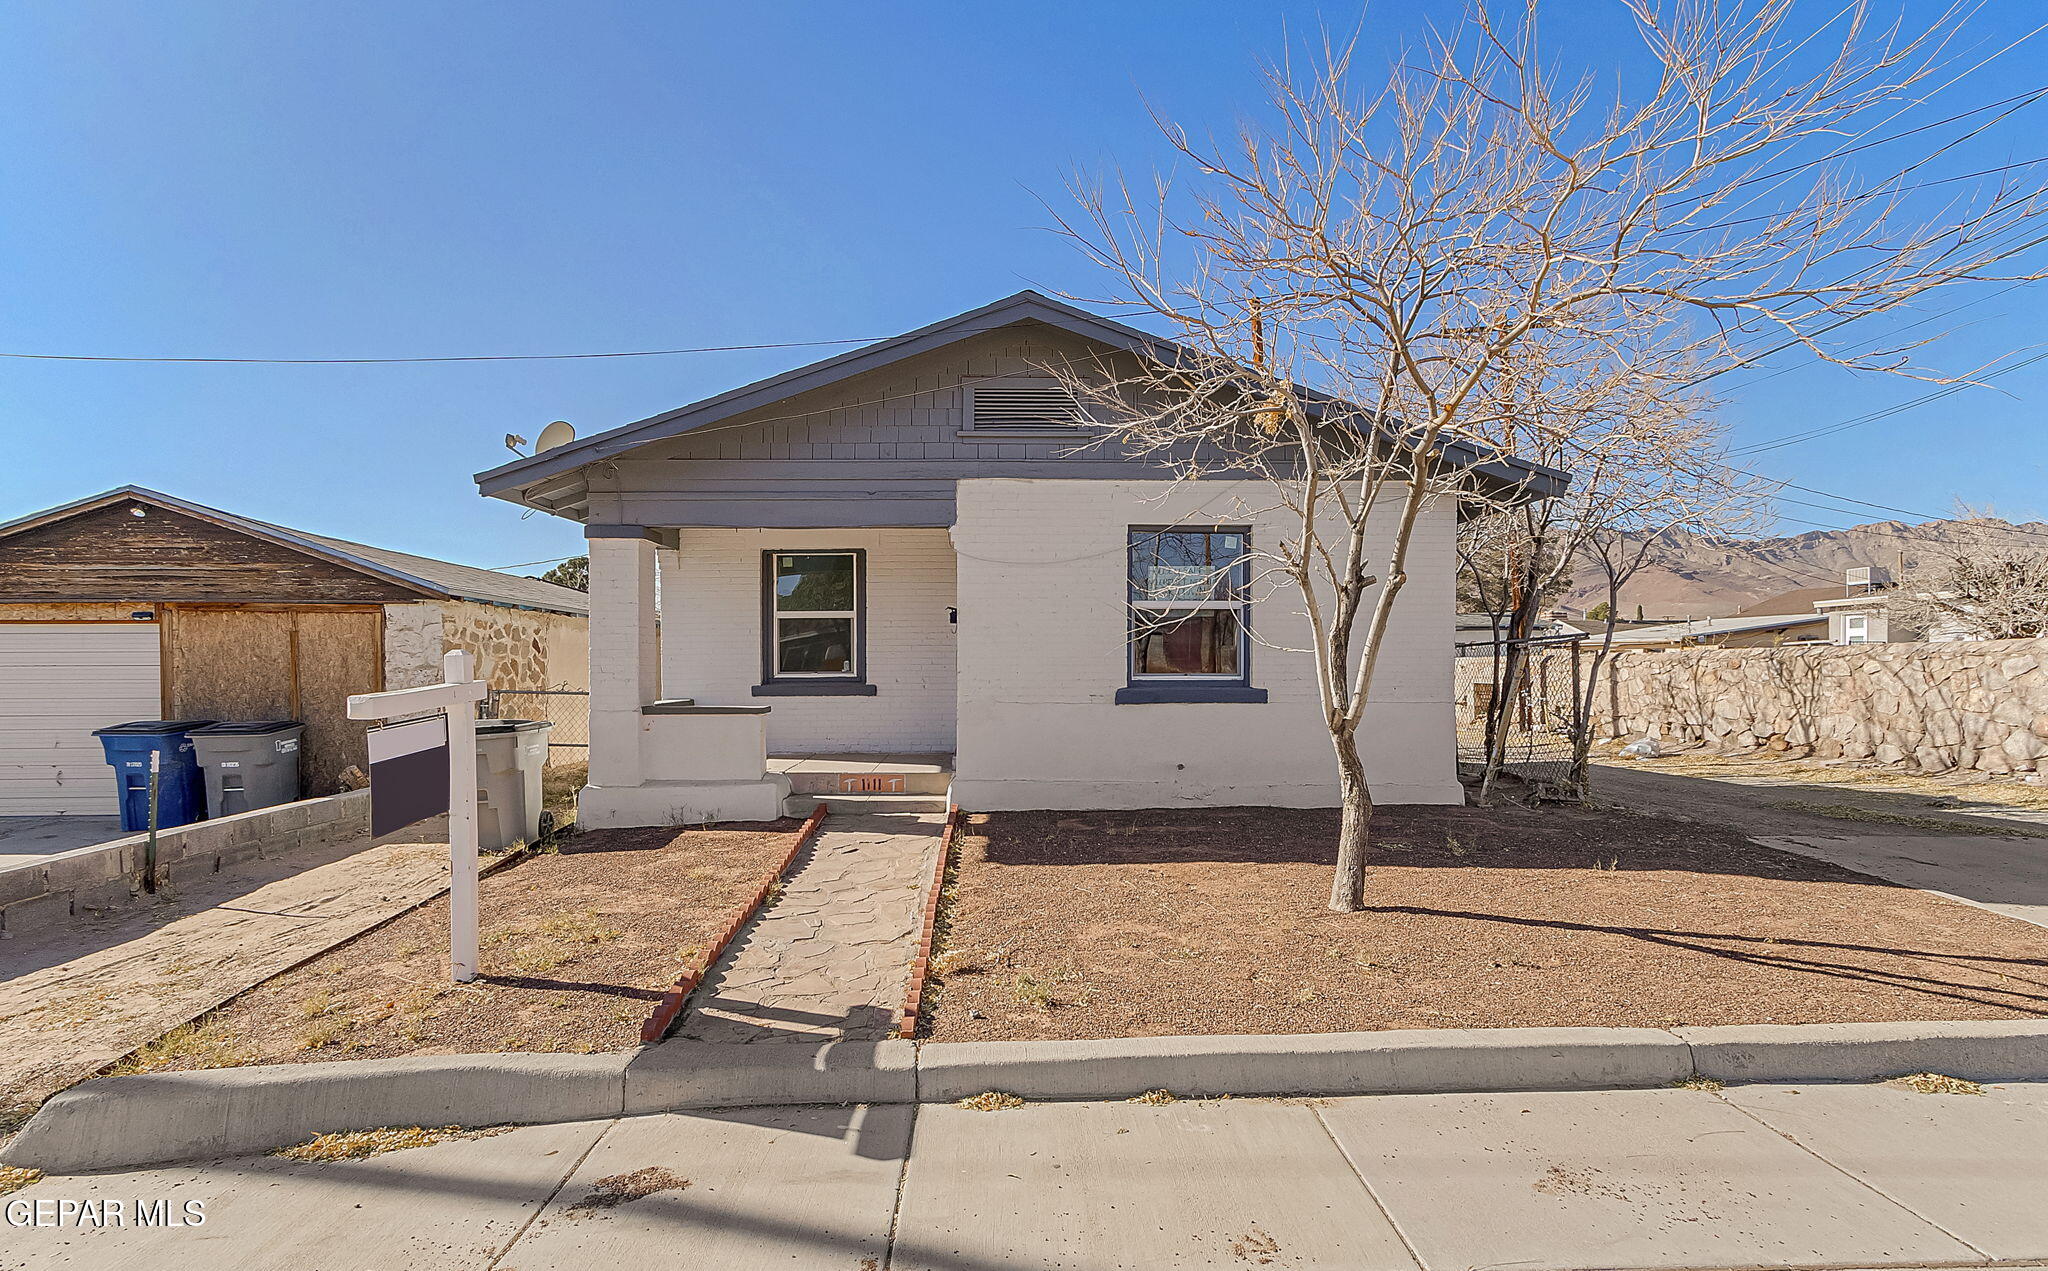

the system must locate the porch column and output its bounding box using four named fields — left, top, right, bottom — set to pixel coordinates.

left=585, top=528, right=661, bottom=790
